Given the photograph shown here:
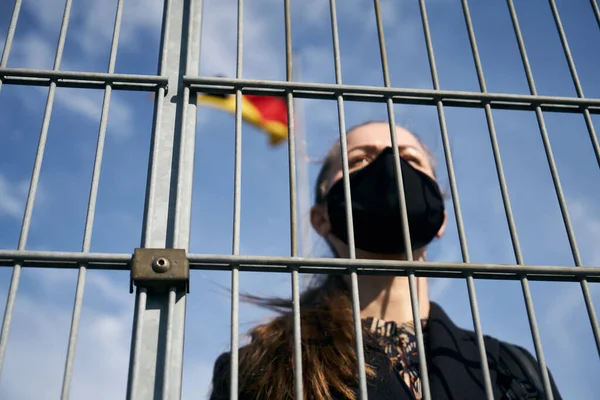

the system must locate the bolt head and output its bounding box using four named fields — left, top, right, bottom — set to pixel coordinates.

left=152, top=257, right=171, bottom=273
